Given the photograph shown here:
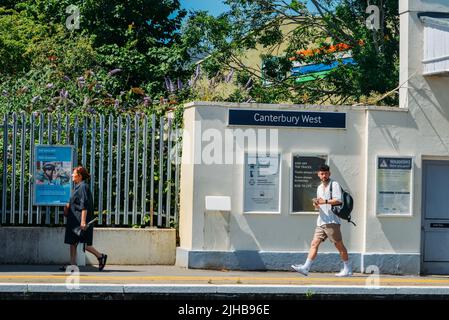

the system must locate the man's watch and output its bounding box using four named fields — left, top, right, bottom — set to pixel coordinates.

left=325, top=199, right=328, bottom=204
